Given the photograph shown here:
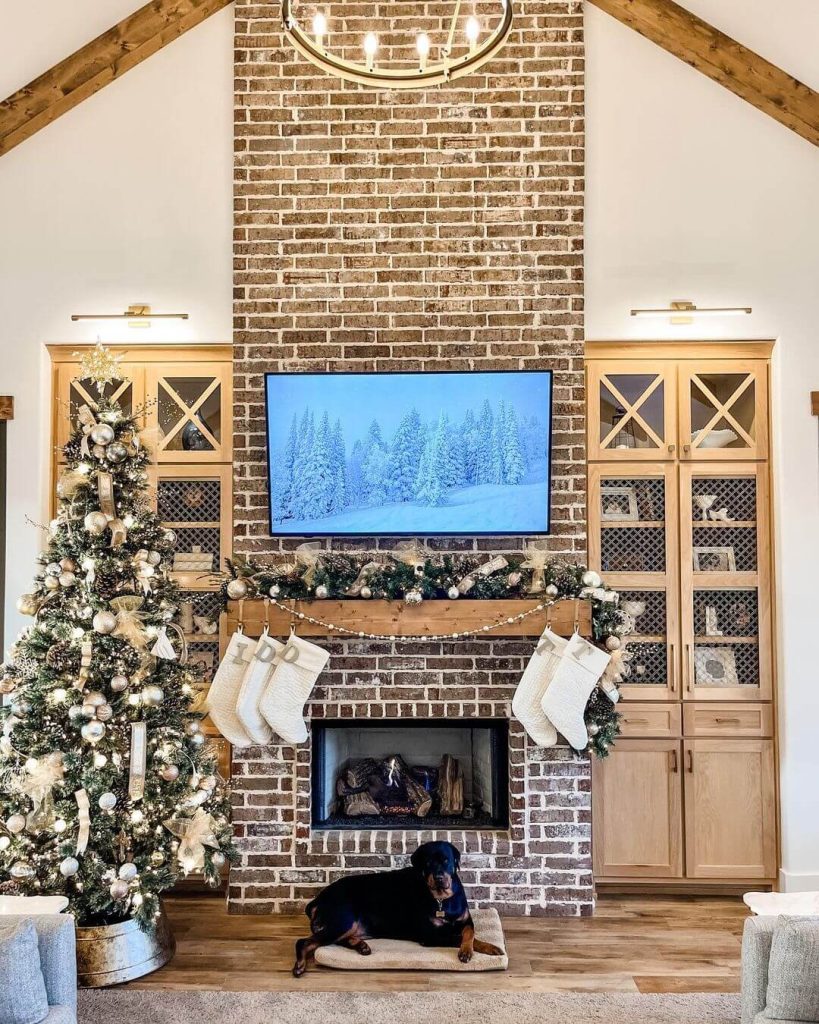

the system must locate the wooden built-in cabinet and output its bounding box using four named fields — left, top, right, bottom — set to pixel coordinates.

left=49, top=345, right=233, bottom=757
left=587, top=342, right=778, bottom=891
